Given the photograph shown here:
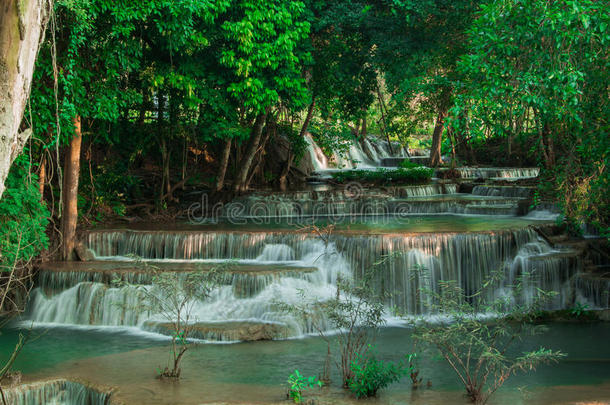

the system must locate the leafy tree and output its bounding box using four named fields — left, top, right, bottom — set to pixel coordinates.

left=375, top=0, right=477, bottom=165
left=0, top=157, right=49, bottom=272
left=410, top=268, right=565, bottom=404
left=451, top=0, right=609, bottom=234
